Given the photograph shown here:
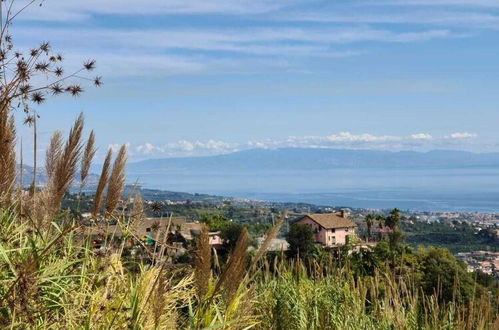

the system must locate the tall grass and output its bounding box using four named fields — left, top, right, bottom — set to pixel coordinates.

left=254, top=259, right=498, bottom=329
left=1, top=201, right=498, bottom=328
